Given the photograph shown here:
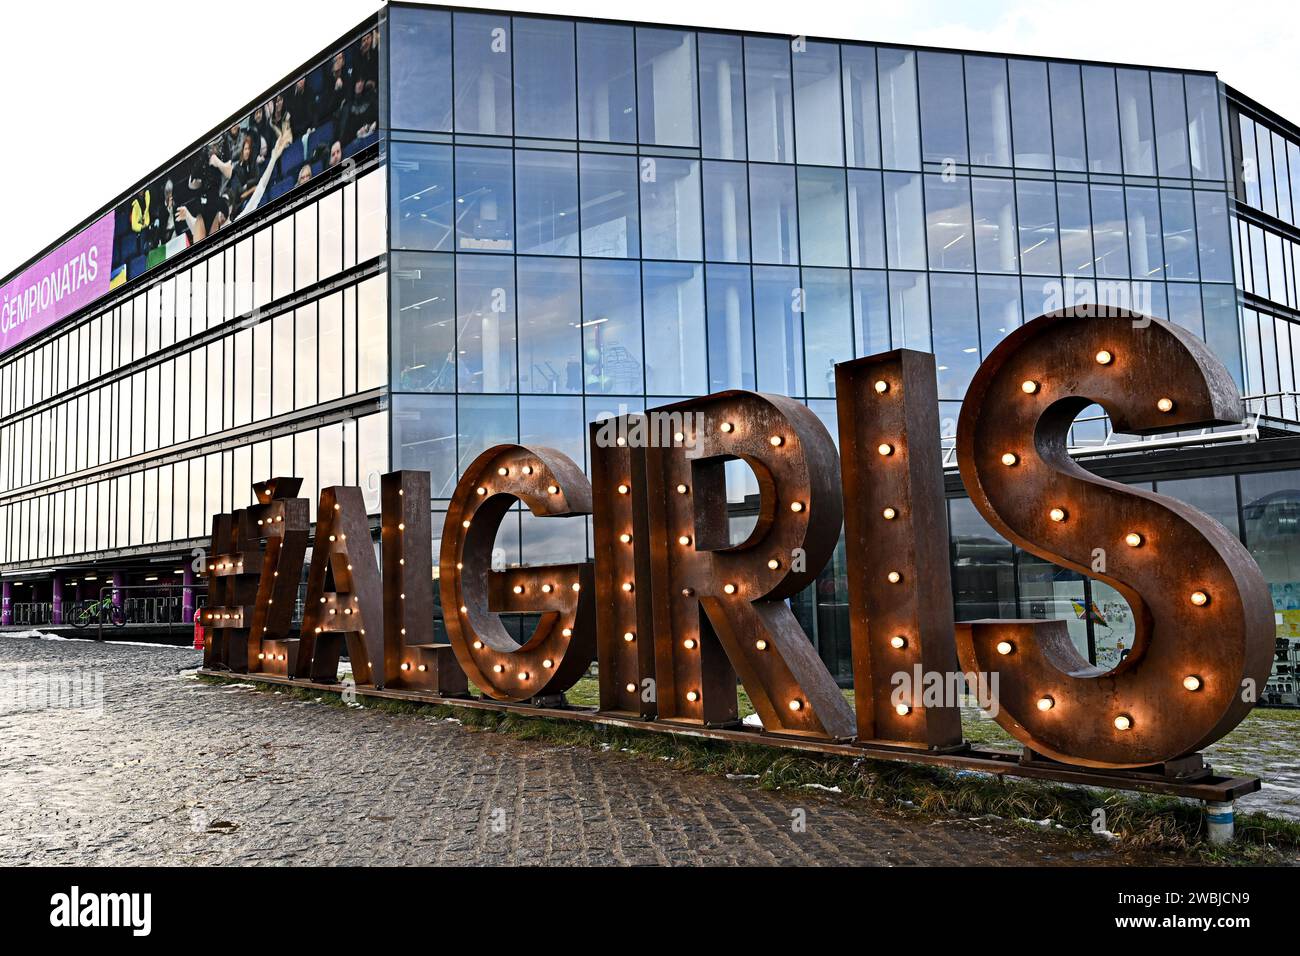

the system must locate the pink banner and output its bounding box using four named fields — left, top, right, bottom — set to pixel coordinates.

left=0, top=212, right=115, bottom=355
